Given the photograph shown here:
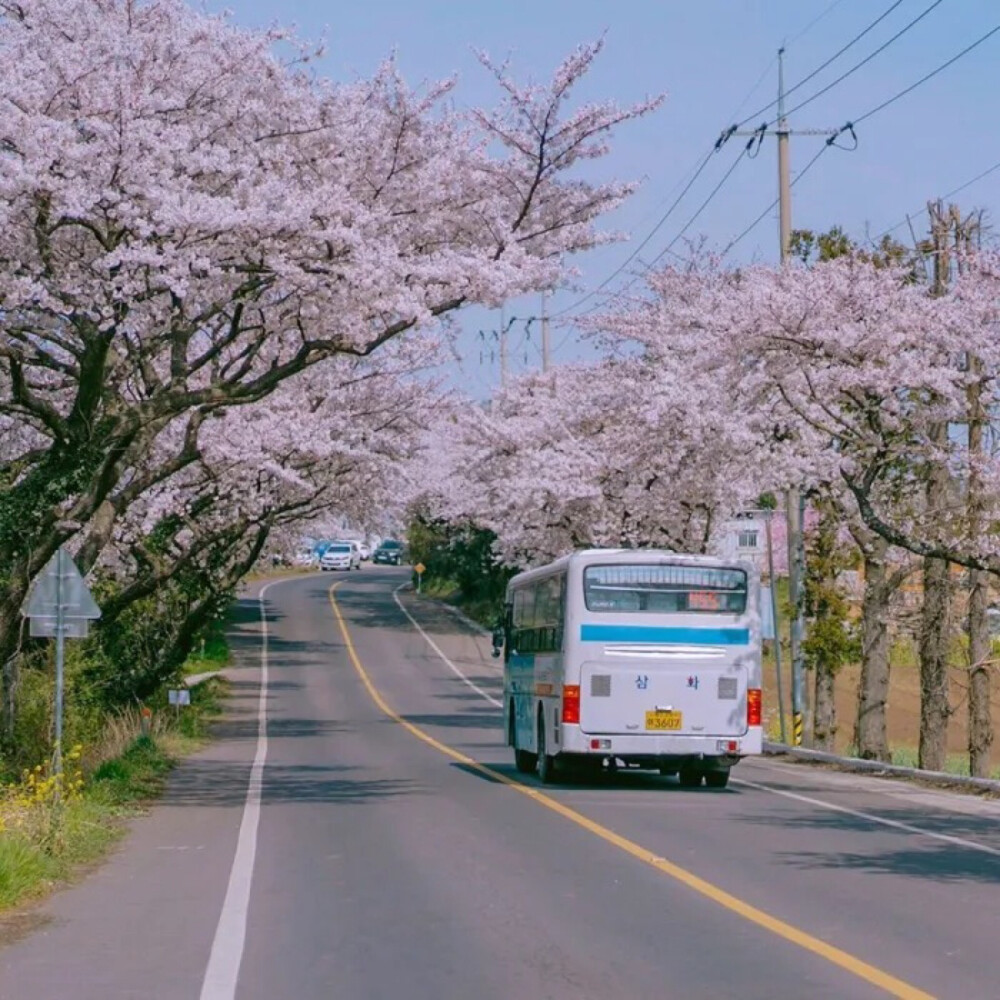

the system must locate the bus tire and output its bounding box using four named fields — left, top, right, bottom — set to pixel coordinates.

left=704, top=768, right=730, bottom=789
left=678, top=767, right=703, bottom=788
left=536, top=713, right=557, bottom=785
left=511, top=704, right=537, bottom=774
